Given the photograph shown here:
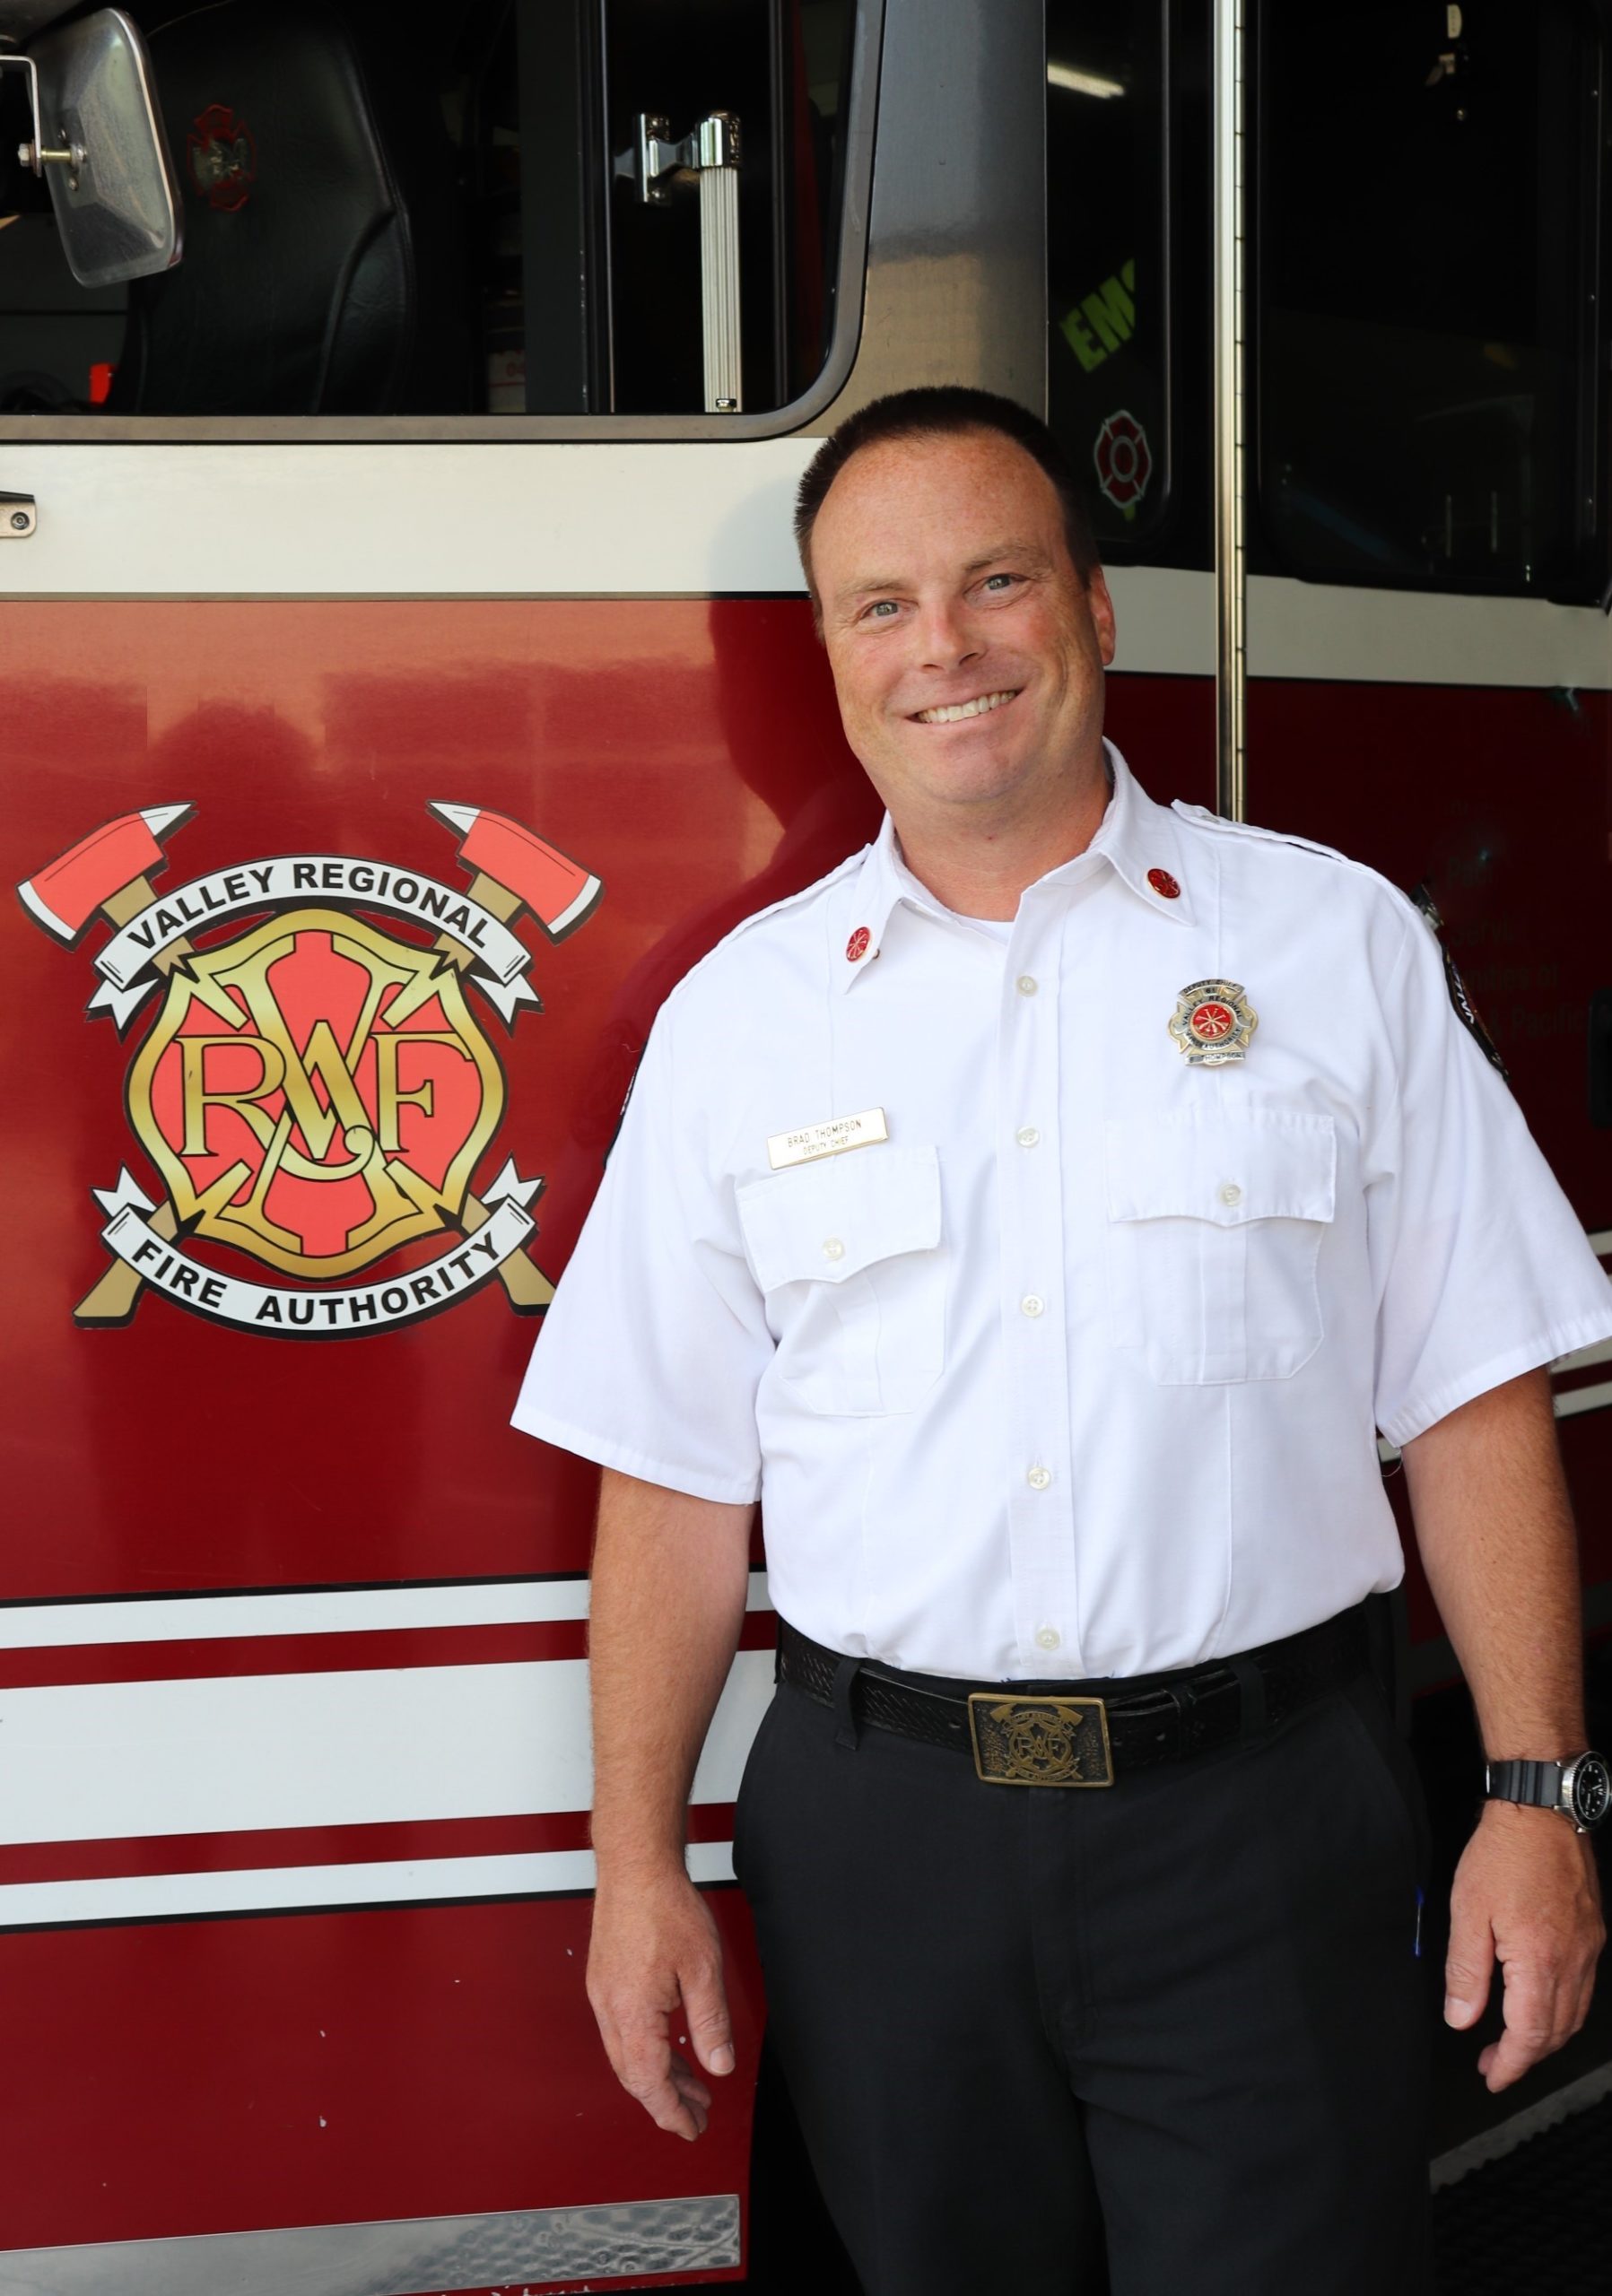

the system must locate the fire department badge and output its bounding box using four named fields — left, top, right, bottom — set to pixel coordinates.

left=16, top=801, right=602, bottom=1338
left=1168, top=978, right=1258, bottom=1065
